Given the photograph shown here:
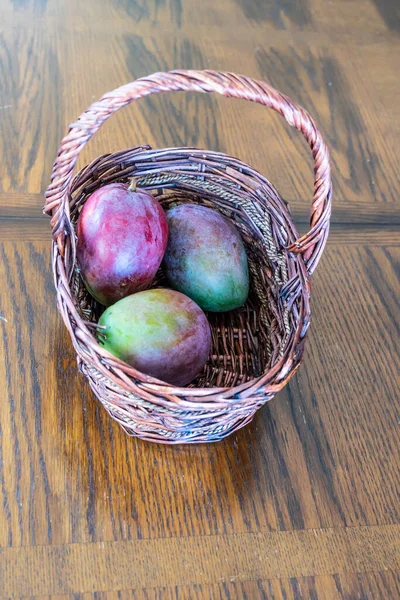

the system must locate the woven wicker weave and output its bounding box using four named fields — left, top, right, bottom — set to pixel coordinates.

left=44, top=70, right=332, bottom=444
